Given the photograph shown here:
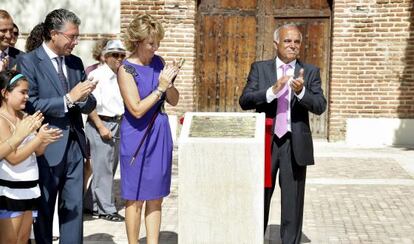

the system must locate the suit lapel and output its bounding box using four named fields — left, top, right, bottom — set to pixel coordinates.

left=266, top=59, right=277, bottom=87
left=36, top=47, right=65, bottom=95
left=291, top=60, right=304, bottom=106
left=7, top=47, right=17, bottom=69
left=65, top=56, right=76, bottom=90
